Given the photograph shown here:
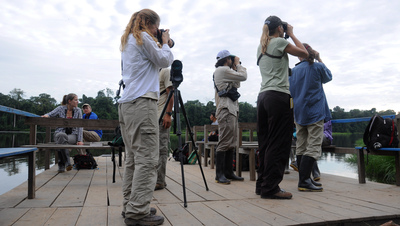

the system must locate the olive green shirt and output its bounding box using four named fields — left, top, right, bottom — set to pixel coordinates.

left=257, top=37, right=290, bottom=94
